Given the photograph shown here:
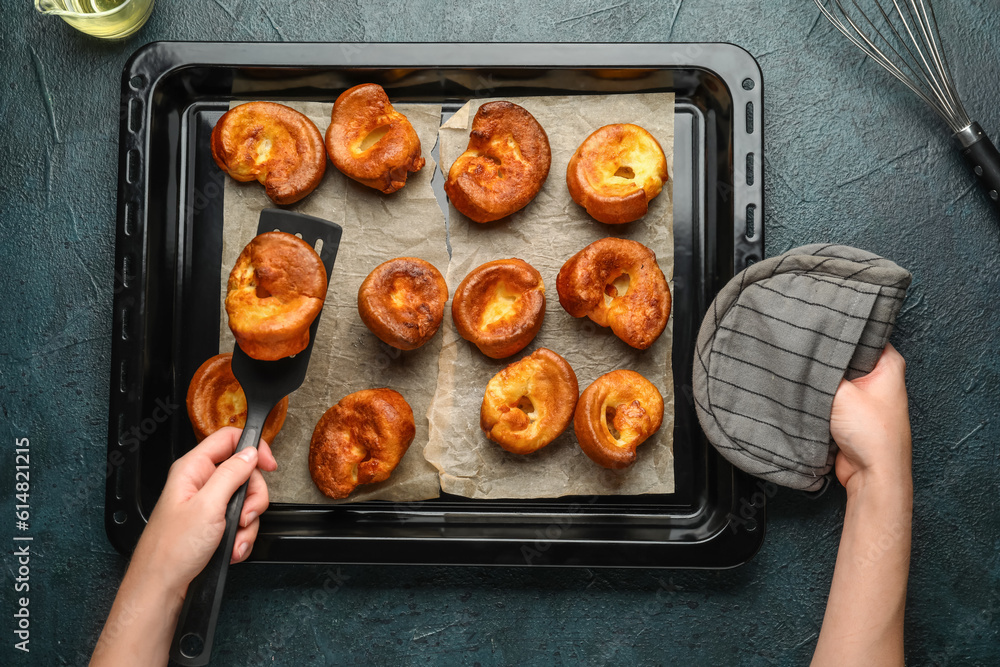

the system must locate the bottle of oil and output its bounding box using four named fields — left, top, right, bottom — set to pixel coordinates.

left=35, top=0, right=154, bottom=40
